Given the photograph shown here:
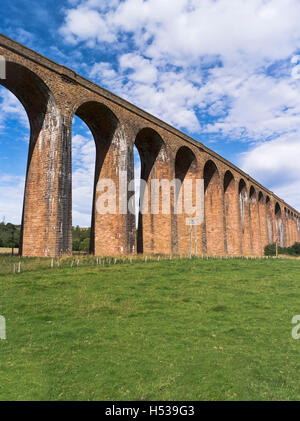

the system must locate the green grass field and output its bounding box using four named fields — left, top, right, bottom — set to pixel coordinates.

left=1, top=257, right=300, bottom=401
